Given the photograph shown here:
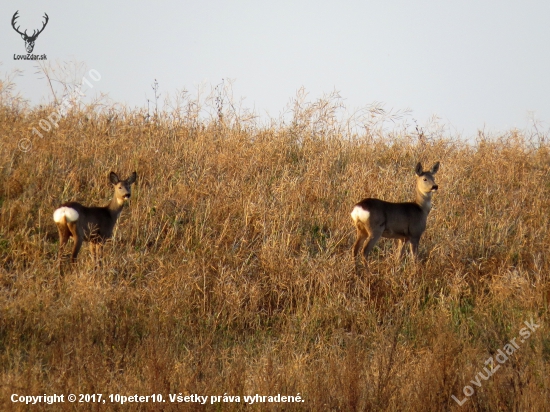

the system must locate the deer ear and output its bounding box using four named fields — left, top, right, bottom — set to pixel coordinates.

left=109, top=172, right=120, bottom=184
left=127, top=172, right=137, bottom=185
left=431, top=162, right=440, bottom=174
left=415, top=162, right=423, bottom=176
